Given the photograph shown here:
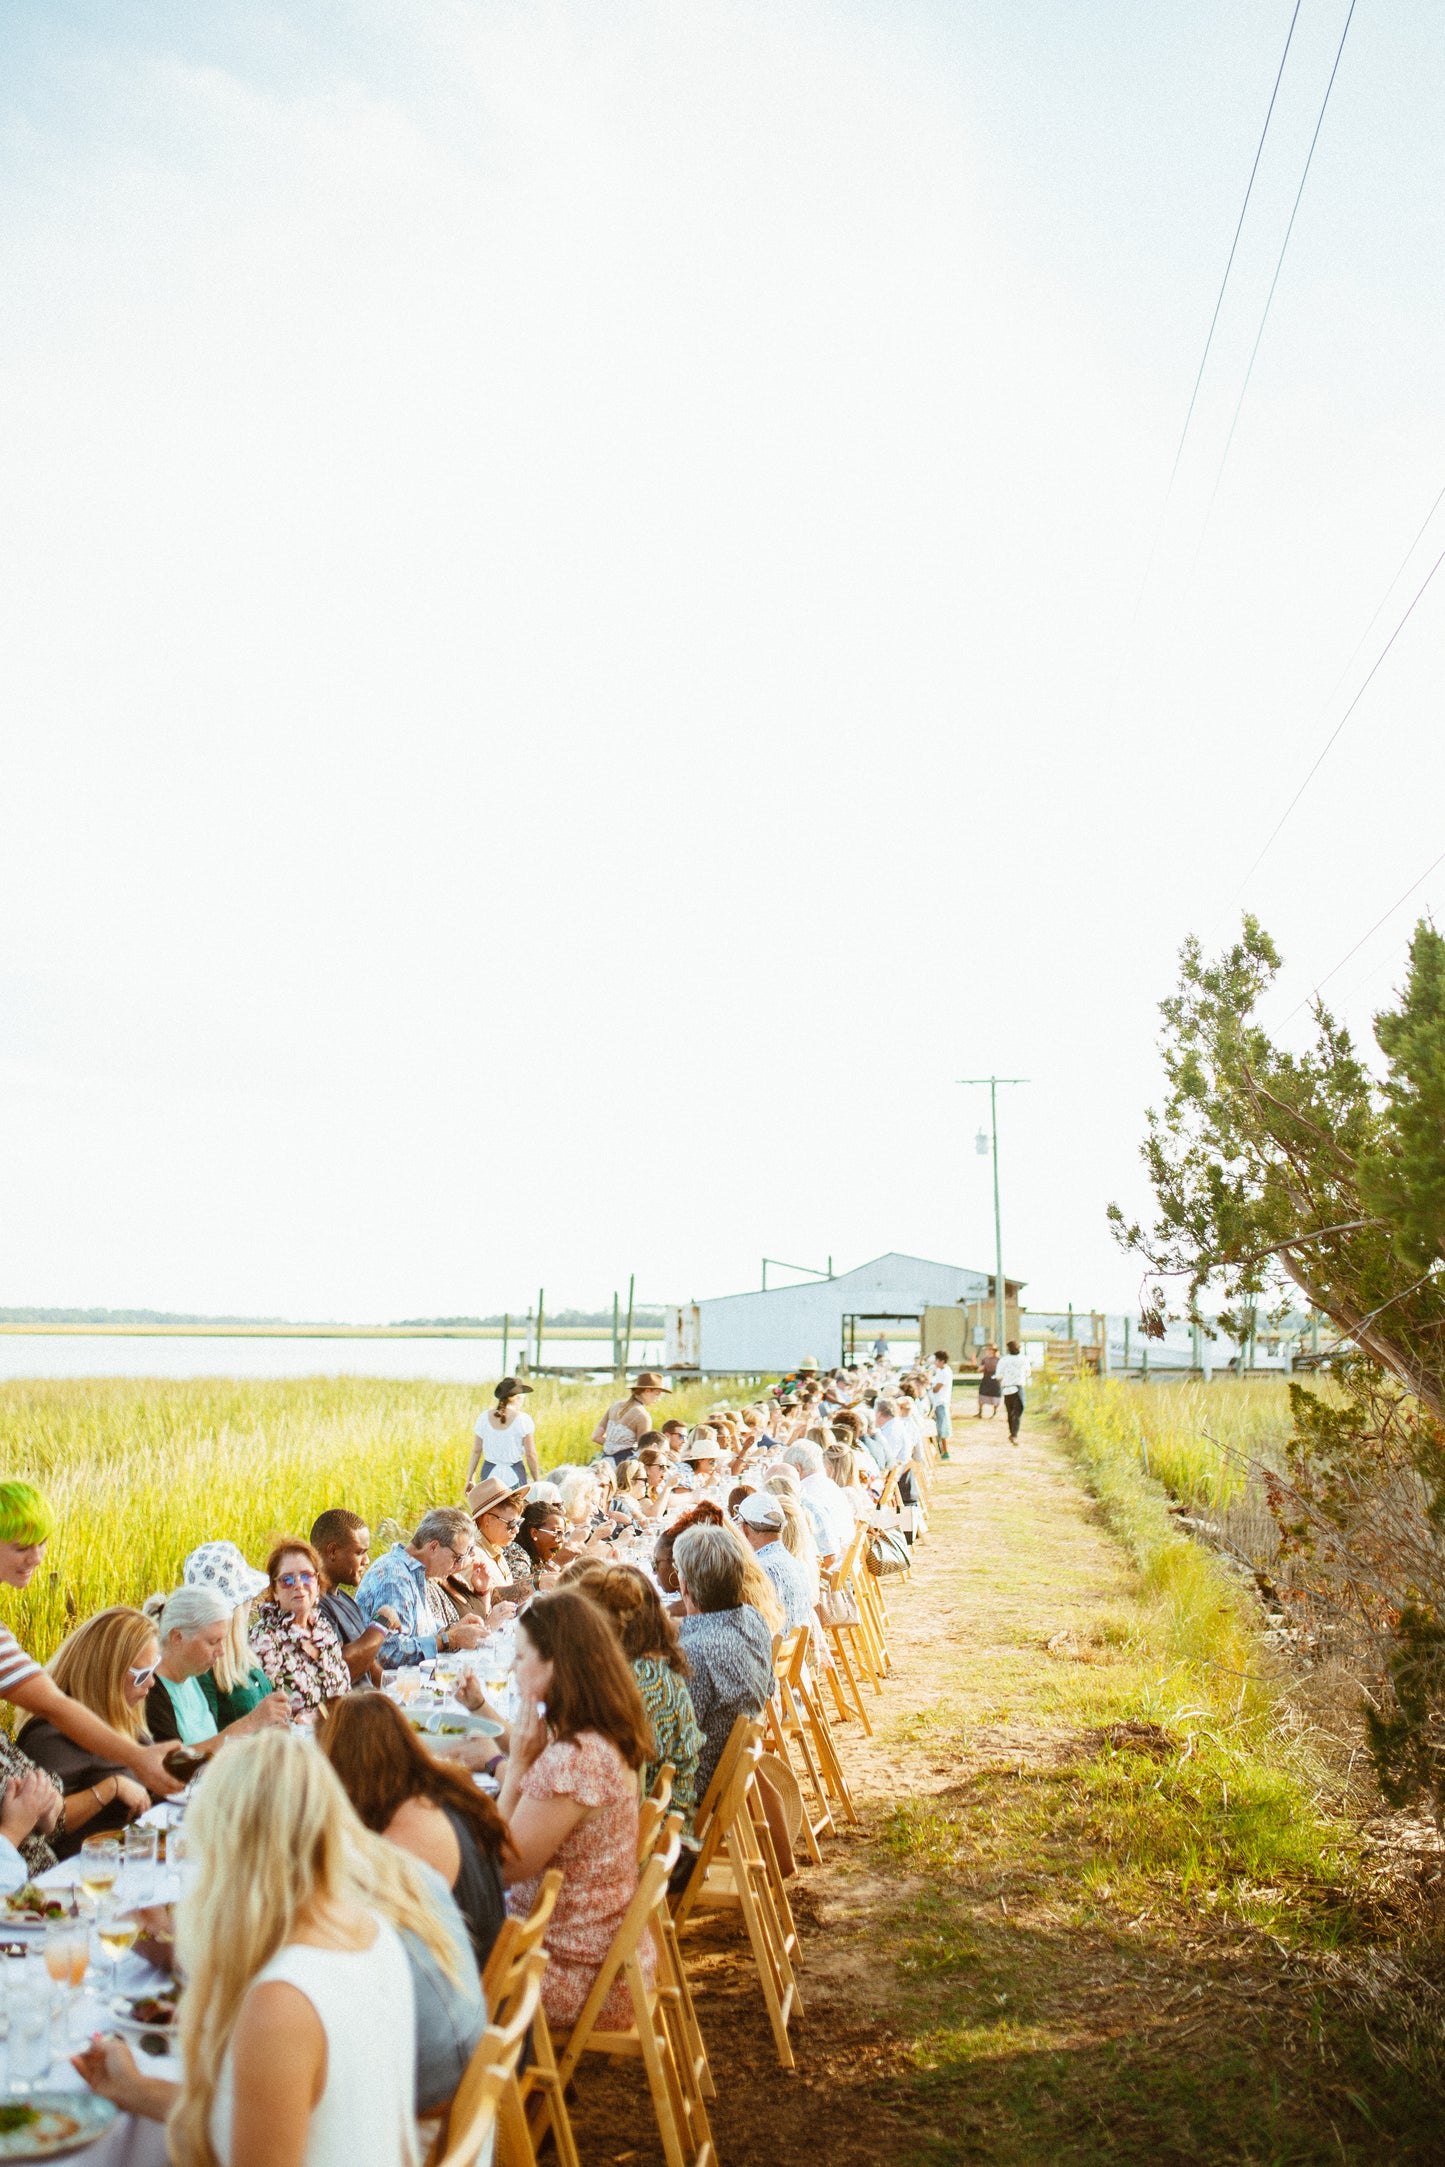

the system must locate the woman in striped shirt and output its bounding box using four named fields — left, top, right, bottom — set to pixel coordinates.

left=0, top=1482, right=179, bottom=1799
